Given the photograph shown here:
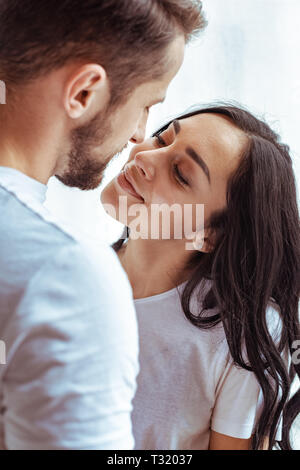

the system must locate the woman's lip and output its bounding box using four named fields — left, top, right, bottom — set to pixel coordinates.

left=116, top=171, right=144, bottom=202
